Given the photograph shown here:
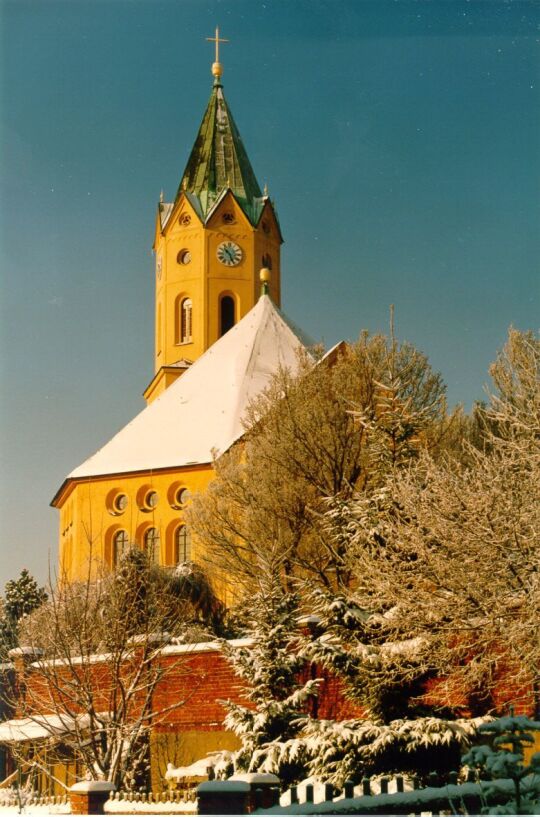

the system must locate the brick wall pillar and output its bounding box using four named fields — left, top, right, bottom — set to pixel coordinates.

left=230, top=773, right=281, bottom=810
left=69, top=781, right=115, bottom=815
left=197, top=780, right=250, bottom=814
